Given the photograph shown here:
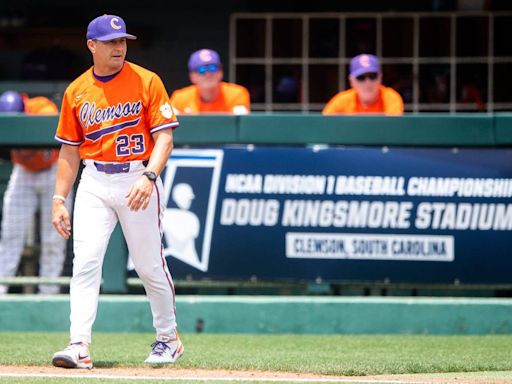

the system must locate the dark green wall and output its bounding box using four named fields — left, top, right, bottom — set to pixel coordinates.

left=0, top=113, right=511, bottom=146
